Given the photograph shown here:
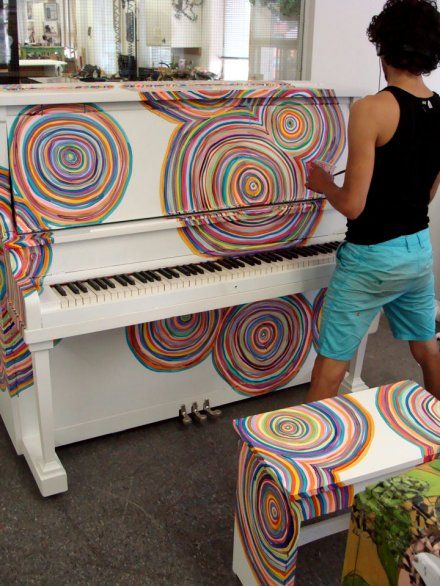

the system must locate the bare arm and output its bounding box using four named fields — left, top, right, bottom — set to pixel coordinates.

left=430, top=171, right=440, bottom=202
left=306, top=97, right=378, bottom=220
